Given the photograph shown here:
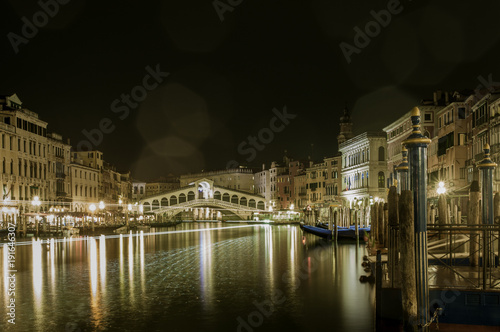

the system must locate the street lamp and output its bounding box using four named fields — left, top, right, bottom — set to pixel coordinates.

left=437, top=181, right=446, bottom=195
left=89, top=203, right=96, bottom=232
left=126, top=203, right=132, bottom=227
left=32, top=196, right=41, bottom=237
left=98, top=201, right=105, bottom=225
